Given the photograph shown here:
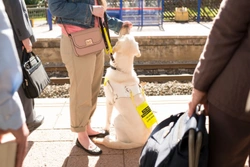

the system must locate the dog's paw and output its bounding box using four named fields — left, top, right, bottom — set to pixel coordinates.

left=92, top=137, right=104, bottom=144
